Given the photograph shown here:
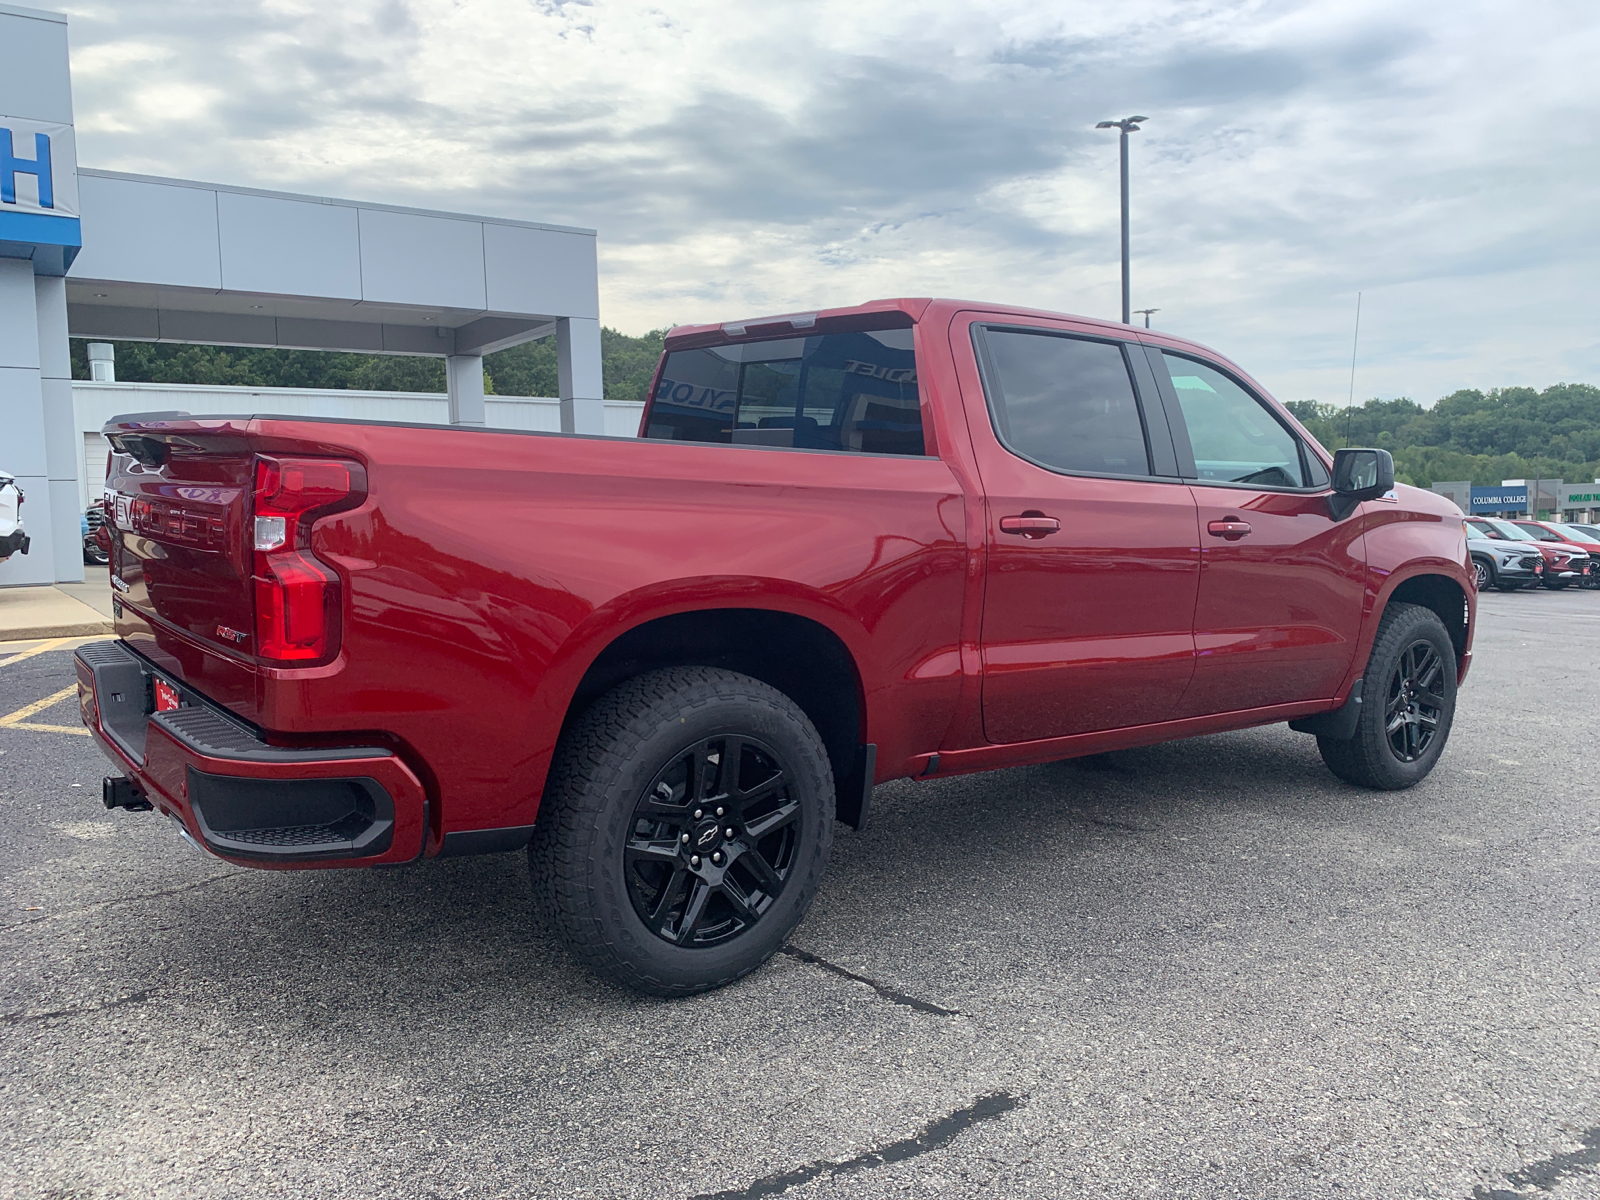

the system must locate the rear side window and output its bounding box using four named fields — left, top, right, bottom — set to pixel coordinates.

left=646, top=328, right=925, bottom=456
left=1161, top=353, right=1310, bottom=488
left=978, top=329, right=1151, bottom=476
